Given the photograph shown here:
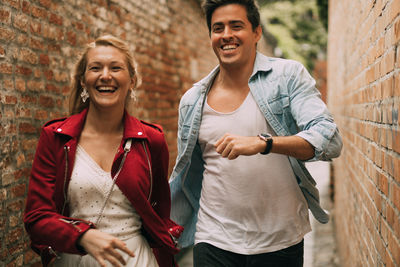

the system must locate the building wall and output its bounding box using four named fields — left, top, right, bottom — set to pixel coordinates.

left=0, top=0, right=217, bottom=265
left=0, top=0, right=273, bottom=265
left=328, top=0, right=400, bottom=266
